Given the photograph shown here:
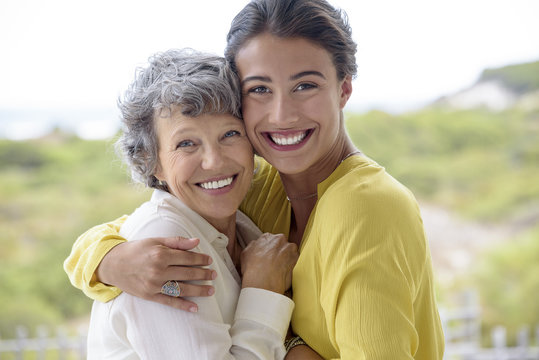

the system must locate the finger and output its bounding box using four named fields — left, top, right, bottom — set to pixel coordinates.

left=152, top=293, right=201, bottom=313
left=165, top=282, right=215, bottom=298
left=155, top=236, right=202, bottom=252
left=163, top=266, right=217, bottom=282
left=153, top=282, right=215, bottom=312
left=150, top=246, right=213, bottom=267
